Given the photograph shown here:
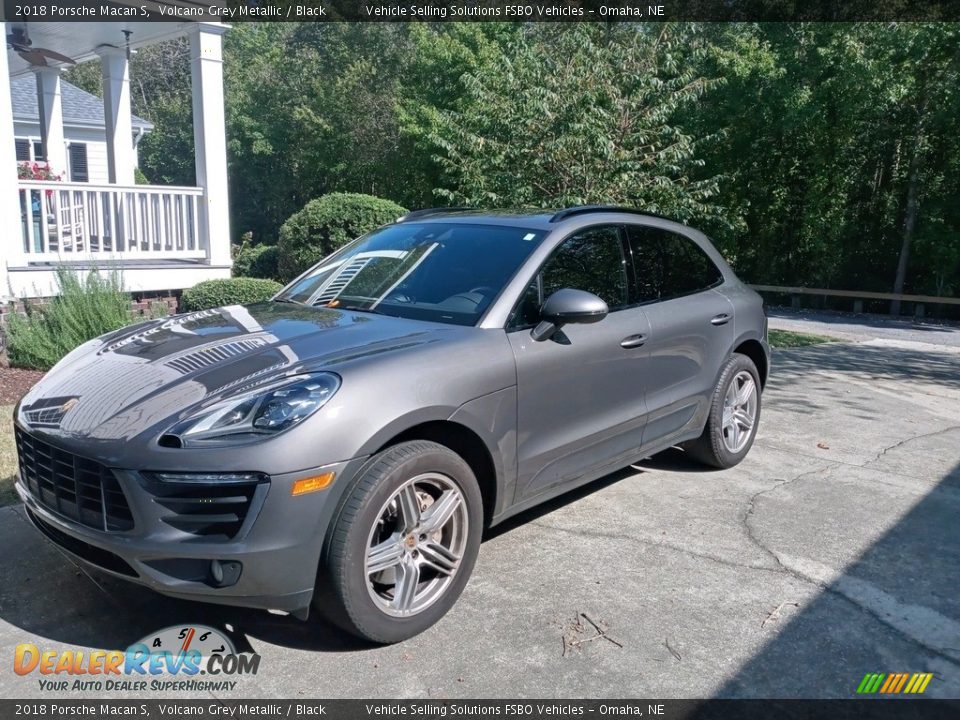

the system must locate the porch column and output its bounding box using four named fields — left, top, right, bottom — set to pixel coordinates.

left=34, top=67, right=67, bottom=176
left=190, top=23, right=232, bottom=267
left=1, top=23, right=27, bottom=295
left=97, top=46, right=135, bottom=185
